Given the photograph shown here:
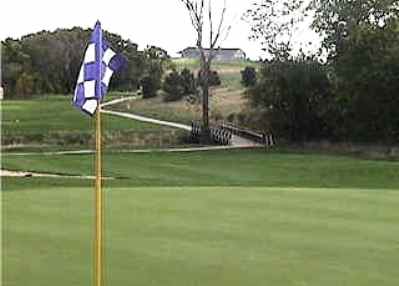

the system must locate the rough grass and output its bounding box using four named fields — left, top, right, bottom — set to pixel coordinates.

left=172, top=58, right=259, bottom=89
left=111, top=86, right=246, bottom=126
